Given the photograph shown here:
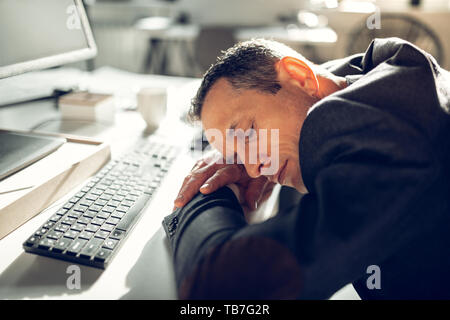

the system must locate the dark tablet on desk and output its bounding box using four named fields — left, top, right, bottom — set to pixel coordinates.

left=0, top=131, right=66, bottom=181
